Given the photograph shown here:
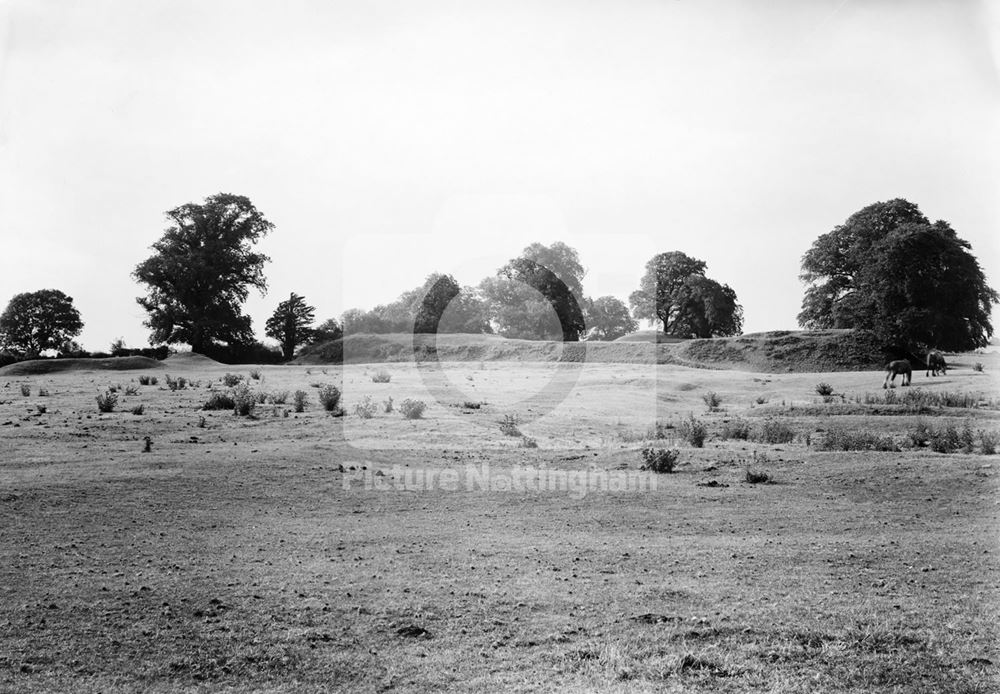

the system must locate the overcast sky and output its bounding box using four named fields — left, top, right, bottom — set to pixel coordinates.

left=1, top=0, right=997, bottom=350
